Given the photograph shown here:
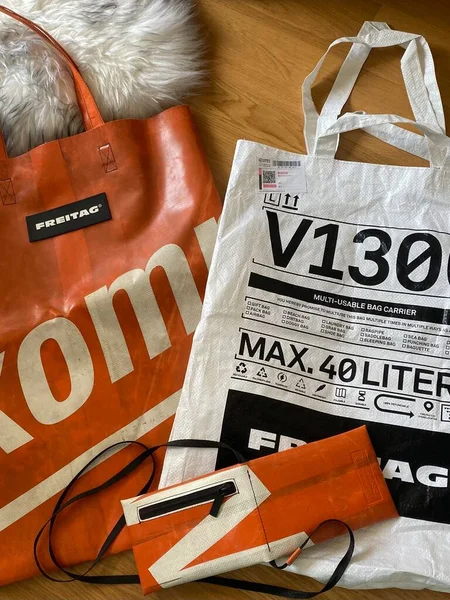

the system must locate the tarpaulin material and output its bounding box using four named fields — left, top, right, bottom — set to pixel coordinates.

left=0, top=6, right=220, bottom=584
